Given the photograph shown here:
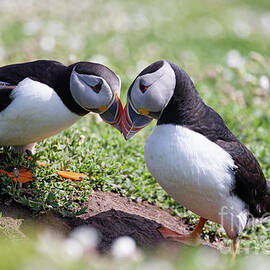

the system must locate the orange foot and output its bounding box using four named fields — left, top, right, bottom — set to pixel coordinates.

left=0, top=168, right=34, bottom=183
left=158, top=217, right=207, bottom=245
